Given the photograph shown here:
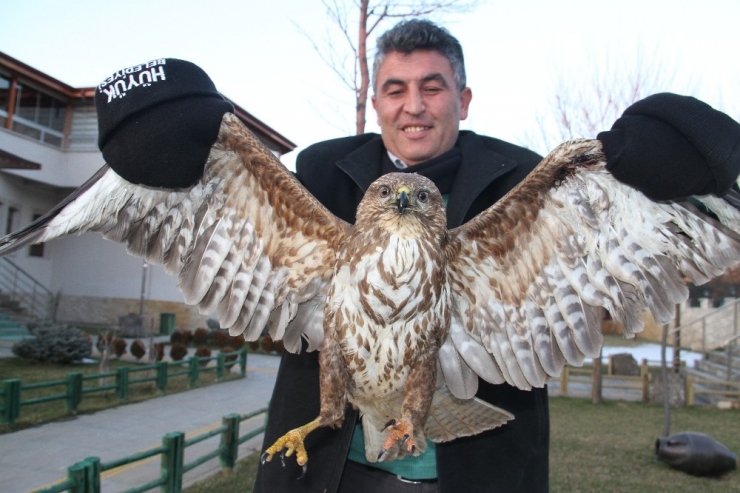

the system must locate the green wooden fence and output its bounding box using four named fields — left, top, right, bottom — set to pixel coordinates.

left=1, top=349, right=248, bottom=425
left=31, top=406, right=268, bottom=493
